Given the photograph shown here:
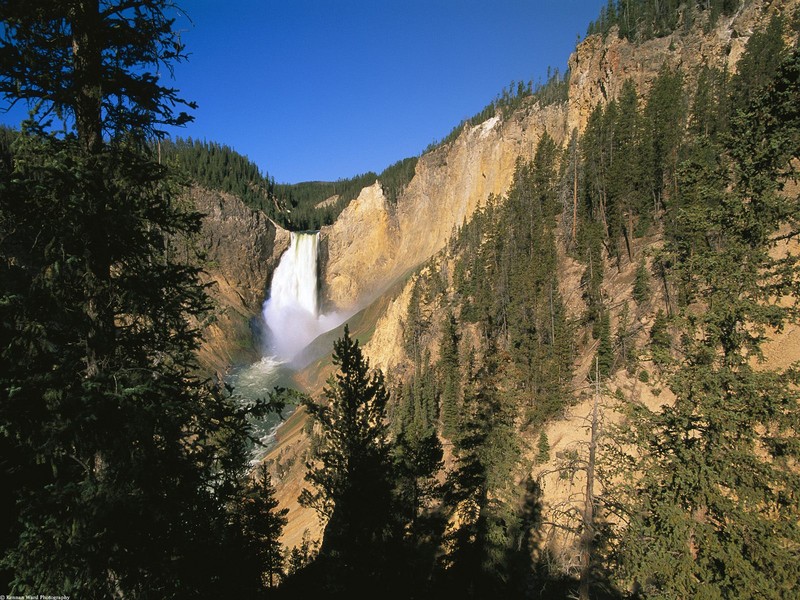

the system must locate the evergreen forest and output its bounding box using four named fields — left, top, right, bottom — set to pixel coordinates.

left=160, top=137, right=419, bottom=231
left=1, top=0, right=799, bottom=599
